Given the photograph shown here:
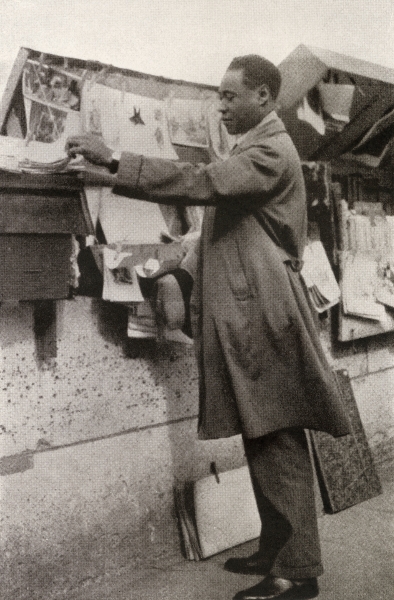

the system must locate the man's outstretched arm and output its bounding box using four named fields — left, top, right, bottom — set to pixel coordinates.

left=66, top=133, right=285, bottom=207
